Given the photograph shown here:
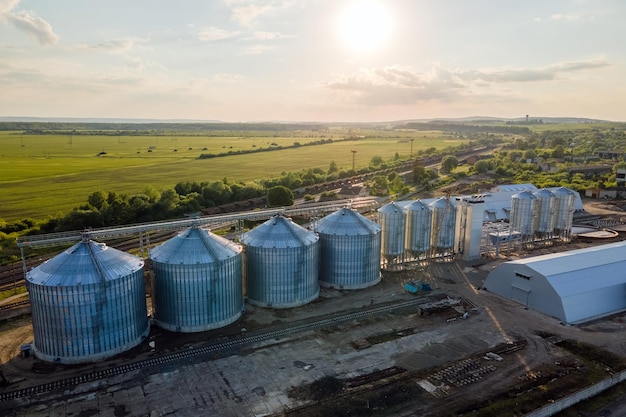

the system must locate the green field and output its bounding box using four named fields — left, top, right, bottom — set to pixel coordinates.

left=0, top=129, right=466, bottom=221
